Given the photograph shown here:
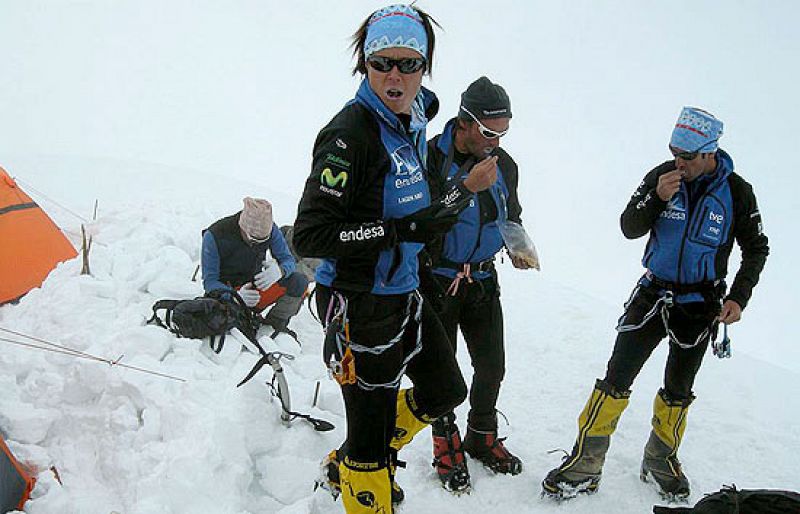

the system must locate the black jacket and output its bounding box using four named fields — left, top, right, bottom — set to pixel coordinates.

left=293, top=81, right=445, bottom=294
